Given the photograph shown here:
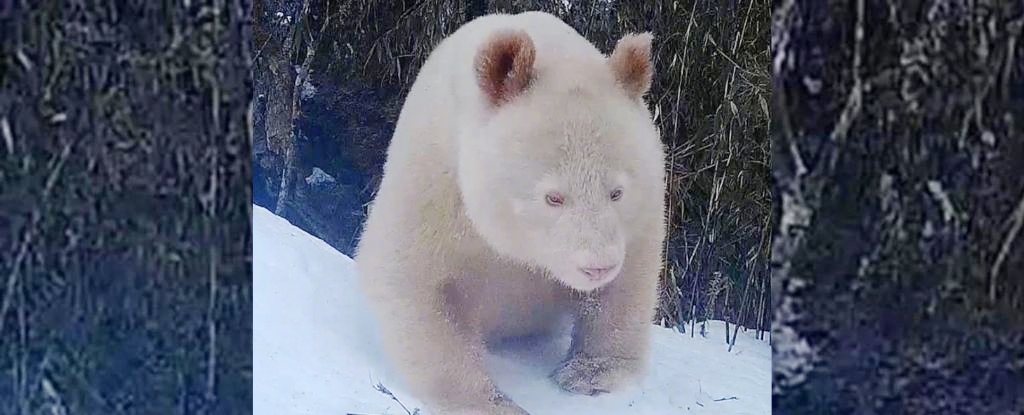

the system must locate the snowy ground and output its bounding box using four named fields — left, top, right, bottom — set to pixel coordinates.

left=254, top=205, right=771, bottom=414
